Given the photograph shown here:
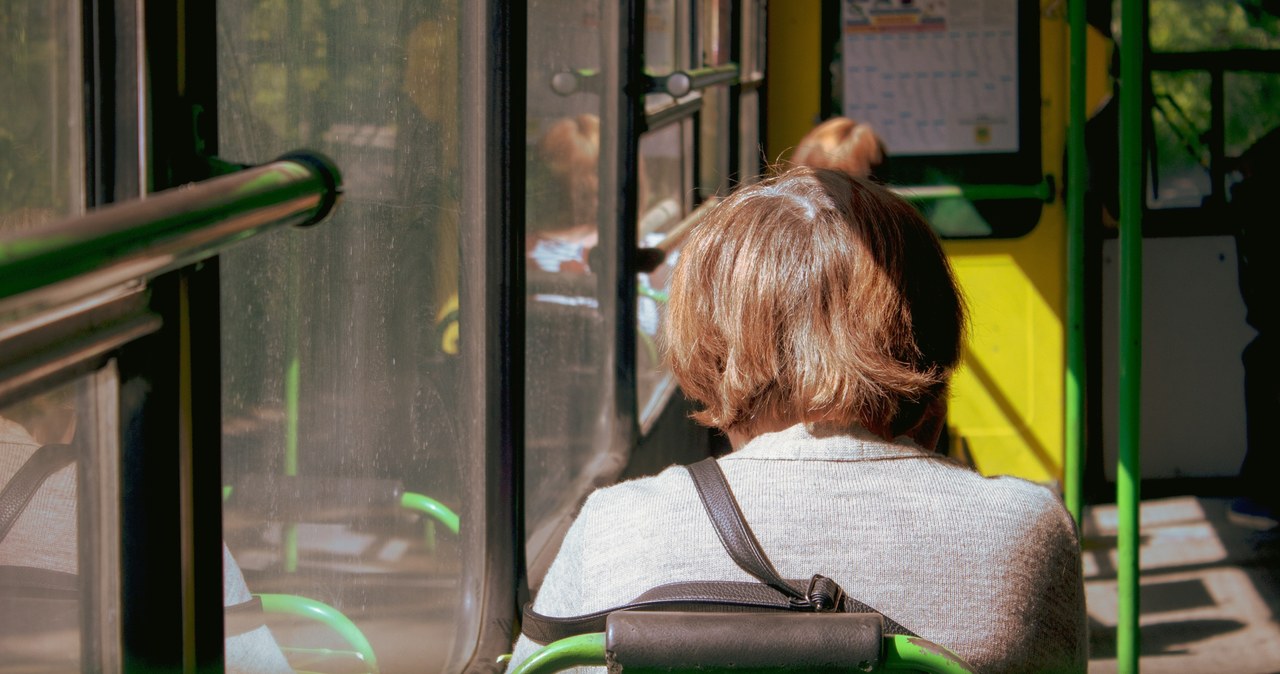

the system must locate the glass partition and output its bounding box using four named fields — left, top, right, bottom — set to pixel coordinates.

left=636, top=122, right=692, bottom=428
left=217, top=3, right=472, bottom=672
left=524, top=0, right=625, bottom=580
left=0, top=1, right=83, bottom=234
left=0, top=373, right=118, bottom=673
